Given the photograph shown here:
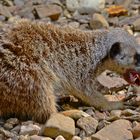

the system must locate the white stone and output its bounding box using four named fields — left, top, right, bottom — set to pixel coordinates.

left=55, top=135, right=66, bottom=140
left=72, top=136, right=81, bottom=140
left=19, top=124, right=41, bottom=136
left=66, top=0, right=79, bottom=12
left=66, top=0, right=105, bottom=13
